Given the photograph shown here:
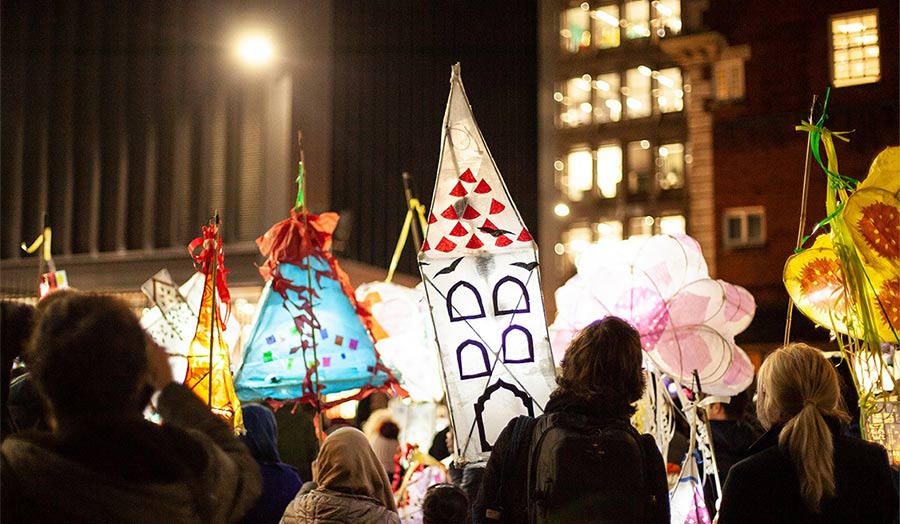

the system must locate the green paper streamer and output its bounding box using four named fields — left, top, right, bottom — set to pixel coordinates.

left=294, top=161, right=304, bottom=211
